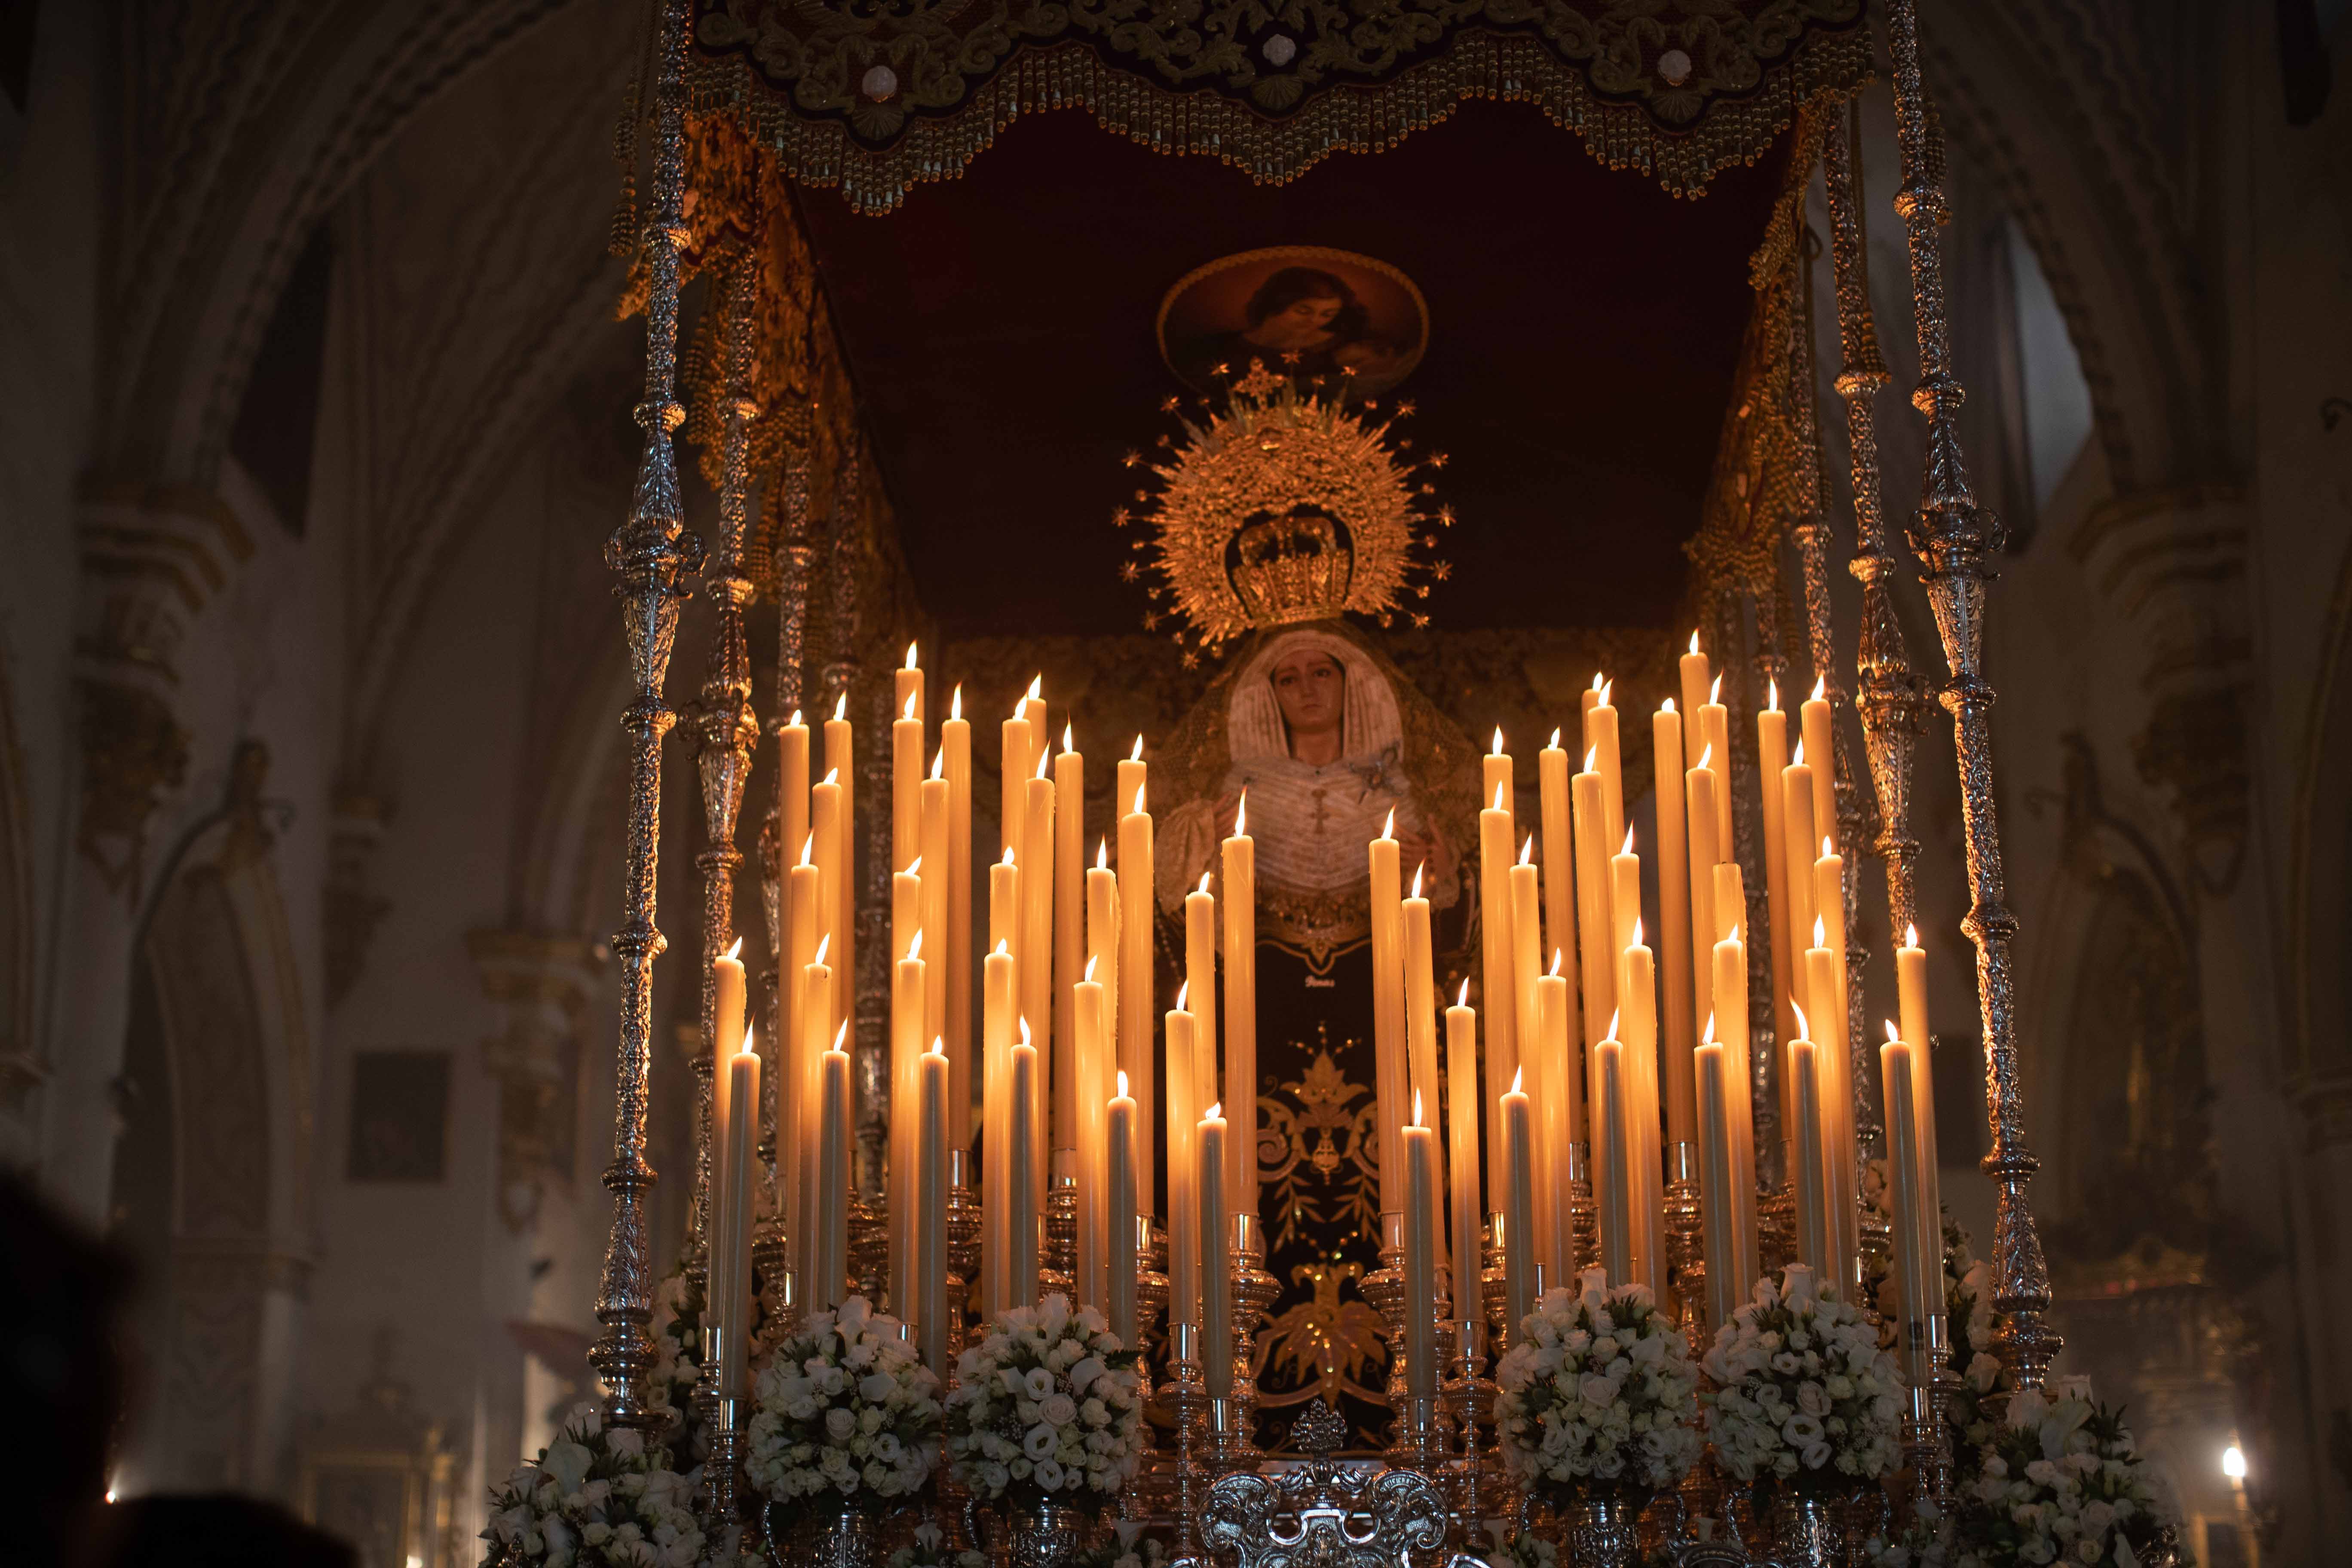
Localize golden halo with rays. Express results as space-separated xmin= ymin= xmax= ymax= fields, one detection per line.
xmin=1124 ymin=364 xmax=1451 ymax=658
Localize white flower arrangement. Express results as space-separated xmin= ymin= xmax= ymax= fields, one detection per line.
xmin=946 ymin=1292 xmax=1145 ymax=1512
xmin=1481 ymin=1528 xmax=1559 ymax=1568
xmin=744 ymin=1295 xmax=943 ymax=1517
xmin=1703 ymin=1264 xmax=1904 ymax=1489
xmin=887 ymin=1520 xmax=986 ymax=1568
xmin=1492 ymin=1269 xmax=1703 ymax=1496
xmin=1947 ymin=1380 xmax=2179 ymax=1568
xmin=480 ymin=1405 xmax=705 ymax=1568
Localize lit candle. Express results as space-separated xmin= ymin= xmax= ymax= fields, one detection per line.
xmin=1537 ymin=729 xmax=1579 ymax=1043
xmin=1444 ymin=981 xmax=1482 ymax=1321
xmin=1117 ymin=750 xmax=1155 ymax=1212
xmin=1787 ymin=1012 xmax=1830 ymax=1280
xmin=711 ymin=936 xmax=747 ymax=1268
xmin=1086 ymin=845 xmax=1121 ymax=1303
xmin=1074 ymin=962 xmax=1109 ymax=1311
xmin=1010 ymin=1026 xmax=1039 ymax=1307
xmin=1002 ymin=682 xmax=1037 ymax=864
xmin=1805 ymin=934 xmax=1856 ymax=1301
xmin=1402 ymin=1098 xmax=1439 ymax=1399
xmin=1535 ymin=953 xmax=1578 ymax=1274
xmin=1684 ymin=747 xmax=1720 ymax=1069
xmin=1022 ymin=749 xmax=1056 ymax=1196
xmin=815 ymin=1027 xmax=851 ymax=1309
xmin=1782 ymin=740 xmax=1819 ymax=1019
xmin=796 ymin=939 xmax=833 ymax=1297
xmin=781 ymin=708 xmax=812 ymax=923
xmin=1222 ymin=794 xmax=1257 ymax=1215
xmin=1611 ymin=827 xmax=1641 ymax=955
xmin=1185 ymin=873 xmax=1218 ymax=1145
xmin=1166 ymin=995 xmax=1199 ymax=1329
xmin=1879 ymin=1023 xmax=1936 ymax=1384
xmin=1801 ymin=676 xmax=1837 ymax=855
xmin=1500 ymin=1068 xmax=1535 ymax=1341
xmin=1619 ymin=936 xmax=1663 ymax=1298
xmin=1108 ymin=1070 xmax=1138 ymax=1347
xmin=945 ymin=688 xmax=974 ymax=1149
xmin=895 ymin=640 xmax=925 ymax=722
xmin=1587 ymin=676 xmax=1624 ymax=852
xmin=1700 ymin=677 xmax=1732 ymax=857
xmin=1756 ymin=685 xmax=1798 ymax=1099
xmin=894 ymin=660 xmax=923 ymax=882
xmin=922 ymin=754 xmax=950 ymax=1065
xmin=1507 ymin=837 xmax=1541 ymax=1217
xmin=1477 ymin=747 xmax=1520 ymax=1134
xmin=1199 ymin=1102 xmax=1231 ymax=1396
xmin=1896 ymin=925 xmax=1941 ymax=1264
xmin=982 ymin=933 xmax=1016 ymax=1316
xmin=1712 ymin=909 xmax=1758 ymax=1294
xmin=711 ymin=1023 xmax=760 ymax=1398
xmin=1019 ymin=676 xmax=1047 ymax=762
xmin=1055 ymin=726 xmax=1085 ymax=1153
xmin=890 ymin=927 xmax=925 ymax=1317
xmin=1116 ymin=732 xmax=1146 ymax=819
xmin=783 ymin=840 xmax=821 ymax=1256
xmin=825 ymin=695 xmax=857 ymax=1098
xmin=1593 ymin=1032 xmax=1632 ymax=1287
xmin=1369 ymin=816 xmax=1406 ymax=1215
xmin=1695 ymin=1025 xmax=1740 ymax=1334
xmin=1897 ymin=925 xmax=1929 ymax=1065
xmin=916 ymin=1037 xmax=949 ymax=1375
xmin=1402 ymin=867 xmax=1443 ymax=1271
xmin=1652 ymin=700 xmax=1696 ymax=1146
xmin=1571 ymin=756 xmax=1615 ymax=1051
xmin=1677 ymin=631 xmax=1712 ymax=737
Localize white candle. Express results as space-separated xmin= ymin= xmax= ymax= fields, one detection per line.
xmin=982 ymin=932 xmax=1016 ymax=1317
xmin=712 ymin=1026 xmax=760 ymax=1398
xmin=796 ymin=945 xmax=833 ymax=1298
xmin=893 ymin=671 xmax=923 ymax=887
xmin=1222 ymin=796 xmax=1257 ymax=1216
xmin=1478 ymin=741 xmax=1520 ymax=1156
xmin=1402 ymin=869 xmax=1443 ymax=1271
xmin=945 ymin=688 xmax=974 ymax=1149
xmin=1880 ymin=1025 xmax=1936 ymax=1384
xmin=1684 ymin=752 xmax=1720 ymax=1076
xmin=1652 ymin=700 xmax=1696 ymax=1146
xmin=922 ymin=758 xmax=950 ymax=1067
xmin=1782 ymin=743 xmax=1820 ymax=1019
xmin=1118 ymin=755 xmax=1155 ymax=1214
xmin=815 ymin=1031 xmax=851 ymax=1308
xmin=1166 ymin=1001 xmax=1199 ymax=1327
xmin=1756 ymin=686 xmax=1798 ymax=1110
xmin=890 ymin=927 xmax=925 ymax=1317
xmin=1199 ymin=1104 xmax=1231 ymax=1396
xmin=1572 ymin=762 xmax=1615 ymax=1053
xmin=1010 ymin=1031 xmax=1039 ymax=1307
xmin=1507 ymin=840 xmax=1542 ymax=1216
xmin=1403 ymin=1104 xmax=1439 ymax=1398
xmin=1444 ymin=983 xmax=1482 ymax=1320
xmin=1022 ymin=753 xmax=1056 ymax=1196
xmin=1185 ymin=875 xmax=1218 ymax=1150
xmin=1801 ymin=676 xmax=1837 ymax=855
xmin=825 ymin=697 xmax=857 ymax=1097
xmin=1054 ymin=728 xmax=1085 ymax=1153
xmin=916 ymin=1038 xmax=949 ymax=1375
xmin=1075 ymin=968 xmax=1109 ymax=1311
xmin=1788 ymin=1023 xmax=1830 ymax=1280
xmin=1500 ymin=1069 xmax=1535 ymax=1341
xmin=783 ymin=844 xmax=820 ymax=1256
xmin=1538 ymin=729 xmax=1578 ymax=1038
xmin=1619 ymin=938 xmax=1664 ymax=1299
xmin=1594 ymin=1036 xmax=1632 ymax=1287
xmin=1370 ymin=820 xmax=1406 ymax=1215
xmin=1535 ymin=959 xmax=1578 ymax=1274
xmin=1108 ymin=1071 xmax=1138 ymax=1348
xmin=1587 ymin=677 xmax=1624 ymax=853
xmin=1696 ymin=1030 xmax=1740 ymax=1335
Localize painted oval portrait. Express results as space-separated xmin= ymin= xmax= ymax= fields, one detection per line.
xmin=1158 ymin=247 xmax=1429 ymax=398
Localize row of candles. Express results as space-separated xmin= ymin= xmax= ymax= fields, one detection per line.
xmin=698 ymin=638 xmax=1952 ymax=1412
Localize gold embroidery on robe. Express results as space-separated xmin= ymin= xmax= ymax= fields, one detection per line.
xmin=1250 ymin=1261 xmax=1389 ymax=1421
xmin=1256 ymin=1038 xmax=1381 ymax=1254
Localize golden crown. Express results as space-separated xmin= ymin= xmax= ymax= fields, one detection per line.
xmin=1117 ymin=364 xmax=1452 ymax=660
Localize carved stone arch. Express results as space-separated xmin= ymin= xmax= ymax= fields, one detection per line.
xmin=113 ymin=775 xmax=312 ymax=1494
xmin=1921 ymin=1 xmax=2223 ymax=495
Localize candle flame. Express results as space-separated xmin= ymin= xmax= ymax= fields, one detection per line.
xmin=790 ymin=707 xmax=803 ymax=726
xmin=1198 ymin=872 xmax=1213 ymax=895
xmin=1084 ymin=954 xmax=1098 ymax=982
xmin=1002 ymin=845 xmax=1016 ymax=867
xmin=1822 ymin=834 xmax=1834 ymax=859
xmin=1492 ymin=780 xmax=1507 ymax=811
xmin=834 ymin=692 xmax=848 ymax=721
xmin=1885 ymin=1019 xmax=1901 ymax=1043
xmin=1035 ymin=744 xmax=1050 ymax=781
xmin=1702 ymin=1013 xmax=1716 ymax=1046
xmin=1511 ymin=1066 xmax=1524 ymax=1093
xmin=1518 ymin=834 xmax=1533 ymax=865
xmin=1410 ymin=863 xmax=1424 ymax=898
xmin=906 ymin=855 xmax=923 ymax=875
xmin=1136 ymin=780 xmax=1147 ymax=814
xmin=1491 ymin=726 xmax=1505 ymax=755
xmin=1096 ymin=838 xmax=1109 ymax=870
xmin=1709 ymin=673 xmax=1723 ymax=703
xmin=1605 ymin=1008 xmax=1620 ymax=1040
xmin=1411 ymin=1087 xmax=1424 ymax=1127
xmin=1697 ymin=742 xmax=1715 ymax=769
xmin=1814 ymin=913 xmax=1826 ymax=947
xmin=1117 ymin=1069 xmax=1130 ymax=1097
xmin=1621 ymin=826 xmax=1635 ymax=855
xmin=1381 ymin=806 xmax=1396 ymax=840
xmin=1235 ymin=788 xmax=1247 ymax=836
xmin=1661 ymin=695 xmax=1676 ymax=714
xmin=725 ymin=937 xmax=743 ymax=961
xmin=1811 ymin=674 xmax=1826 ymax=702
xmin=1792 ymin=998 xmax=1810 ymax=1039
xmin=930 ymin=747 xmax=945 ymax=781
xmin=738 ymin=1021 xmax=757 ymax=1058
xmin=824 ymin=767 xmax=839 ymax=785
xmin=1205 ymin=1101 xmax=1222 ymax=1120
xmin=1584 ymin=747 xmax=1597 ymax=772
xmin=814 ymin=934 xmax=830 ymax=965
xmin=1690 ymin=630 xmax=1703 ymax=656
xmin=800 ymin=832 xmax=815 ymax=867
xmin=905 ymin=640 xmax=919 ymax=670
xmin=951 ymin=684 xmax=964 ymax=720
xmin=994 ymin=938 xmax=1010 ymax=956
xmin=1457 ymin=978 xmax=1471 ymax=1008
xmin=1632 ymin=915 xmax=1645 ymax=947
xmin=929 ymin=1035 xmax=945 ymax=1057
xmin=908 ymin=929 xmax=924 ymax=962
xmin=1176 ymin=980 xmax=1189 ymax=1011
xmin=833 ymin=1021 xmax=849 ymax=1052
xmin=1549 ymin=726 xmax=1562 ymax=749
xmin=1601 ymin=678 xmax=1614 ymax=706
xmin=1130 ymin=734 xmax=1144 ymax=761
xmin=1026 ymin=674 xmax=1043 ymax=702
xmin=1063 ymin=722 xmax=1074 ymax=753
xmin=1548 ymin=948 xmax=1564 ymax=978
xmin=1791 ymin=738 xmax=1805 ymax=767
xmin=1591 ymin=671 xmax=1605 ymax=693
xmin=1905 ymin=922 xmax=1919 ymax=948
xmin=1019 ymin=1016 xmax=1031 ymax=1046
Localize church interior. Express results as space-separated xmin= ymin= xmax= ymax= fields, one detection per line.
xmin=3 ymin=2 xmax=2349 ymax=1566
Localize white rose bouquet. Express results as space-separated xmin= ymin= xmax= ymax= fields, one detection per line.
xmin=1492 ymin=1269 xmax=1703 ymax=1498
xmin=744 ymin=1295 xmax=943 ymax=1518
xmin=887 ymin=1520 xmax=987 ymax=1568
xmin=1703 ymin=1264 xmax=1903 ymax=1490
xmin=1949 ymin=1381 xmax=2180 ymax=1568
xmin=946 ymin=1292 xmax=1144 ymax=1512
xmin=480 ymin=1405 xmax=704 ymax=1568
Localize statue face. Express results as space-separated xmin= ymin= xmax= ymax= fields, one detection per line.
xmin=1270 ymin=651 xmax=1345 ymax=738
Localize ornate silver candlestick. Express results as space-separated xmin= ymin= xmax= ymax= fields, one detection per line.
xmin=1566 ymin=1144 xmax=1596 ymax=1272
xmin=1663 ymin=1141 xmax=1705 ymax=1332
xmin=1159 ymin=1320 xmax=1210 ymax=1550
xmin=847 ymin=1190 xmax=886 ymax=1303
xmin=1444 ymin=1315 xmax=1495 ymax=1536
xmin=1042 ymin=1154 xmax=1078 ymax=1301
xmin=1229 ymin=1213 xmax=1278 ymax=1441
xmin=945 ymin=1149 xmax=979 ymax=1359
xmin=1361 ymin=1213 xmax=1409 ymax=1406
